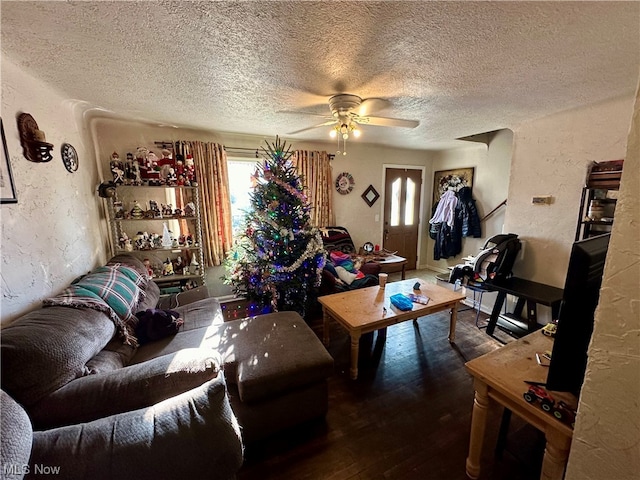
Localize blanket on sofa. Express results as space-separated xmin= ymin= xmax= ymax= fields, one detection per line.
xmin=43 ymin=265 xmax=142 ymax=346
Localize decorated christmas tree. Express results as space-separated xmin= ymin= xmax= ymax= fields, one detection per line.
xmin=224 ymin=137 xmax=325 ymax=317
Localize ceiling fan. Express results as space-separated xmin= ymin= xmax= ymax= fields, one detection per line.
xmin=286 ymin=94 xmax=419 ymax=135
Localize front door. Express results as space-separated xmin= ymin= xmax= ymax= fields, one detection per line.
xmin=383 ymin=168 xmax=422 ymax=270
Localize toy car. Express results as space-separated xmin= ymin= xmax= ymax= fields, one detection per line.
xmin=542 ymin=322 xmax=557 ymax=337
xmin=552 ymin=400 xmax=577 ymax=428
xmin=523 ymin=384 xmax=555 ymax=412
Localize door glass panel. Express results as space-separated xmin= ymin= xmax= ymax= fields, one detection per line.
xmin=404 ymin=178 xmax=415 ymax=225
xmin=390 ymin=178 xmax=401 ymax=226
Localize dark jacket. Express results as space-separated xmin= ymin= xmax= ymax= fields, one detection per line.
xmin=456 ymin=187 xmax=482 ymax=238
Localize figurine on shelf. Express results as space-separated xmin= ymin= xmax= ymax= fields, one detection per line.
xmin=166 ymin=167 xmax=177 ymax=186
xmin=162 ymin=257 xmax=174 ymax=276
xmin=174 ymin=207 xmax=182 ymax=217
xmin=150 ymin=233 xmax=162 ymax=249
xmin=173 ymin=256 xmax=184 ymax=275
xmin=189 ymin=256 xmax=200 ymax=275
xmin=130 ymin=200 xmax=144 ymax=219
xmin=143 ymin=258 xmax=154 ymax=278
xmin=113 ymin=201 xmax=125 ymax=219
xmin=119 ymin=232 xmax=130 ymax=250
xmin=124 ymin=152 xmax=142 ymax=186
xmin=134 ymin=231 xmax=148 ymax=250
xmin=175 ymin=158 xmax=184 ymax=178
xmin=185 ymin=154 xmax=196 ymax=186
xmin=184 ymin=202 xmax=196 ymax=217
xmin=157 ymin=149 xmax=175 ymax=183
xmin=149 ymin=200 xmax=162 ymax=218
xmin=110 ymin=152 xmax=125 ymax=185
xmin=162 ymin=222 xmax=172 ymax=248
xmin=162 ymin=204 xmax=173 ymax=217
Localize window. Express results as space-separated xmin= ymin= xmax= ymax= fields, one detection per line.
xmin=227 ymin=159 xmax=257 ymax=235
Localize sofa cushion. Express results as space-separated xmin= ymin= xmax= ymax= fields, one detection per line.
xmin=1 ymin=390 xmax=33 ymax=477
xmin=1 ymin=307 xmax=115 ymax=407
xmin=43 ymin=266 xmax=141 ymax=346
xmin=29 ymin=349 xmax=221 ymax=429
xmin=131 ymin=311 xmax=334 ymax=404
xmin=136 ymin=279 xmax=160 ymax=312
xmin=30 ymin=375 xmax=243 ymax=480
xmin=85 ymin=337 xmax=137 ymax=374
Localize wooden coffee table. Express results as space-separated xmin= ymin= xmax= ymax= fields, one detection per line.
xmin=319 ymin=278 xmax=465 ymax=379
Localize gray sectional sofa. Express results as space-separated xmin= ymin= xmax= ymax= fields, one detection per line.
xmin=1 ymin=254 xmax=334 ymax=479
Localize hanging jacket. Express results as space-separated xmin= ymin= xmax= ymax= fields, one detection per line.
xmin=433 ymin=222 xmax=462 ymax=260
xmin=429 ymin=190 xmax=458 ymax=227
xmin=456 ymin=186 xmax=482 ymax=238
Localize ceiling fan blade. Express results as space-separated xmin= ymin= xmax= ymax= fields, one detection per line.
xmin=357 ymin=98 xmax=391 ymax=116
xmin=277 ymin=110 xmax=332 ymax=119
xmin=287 ymin=120 xmax=337 ymax=135
xmin=355 ymin=115 xmax=420 ymax=129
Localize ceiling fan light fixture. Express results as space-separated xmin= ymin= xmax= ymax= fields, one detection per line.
xmin=329 ymin=129 xmax=337 ymax=138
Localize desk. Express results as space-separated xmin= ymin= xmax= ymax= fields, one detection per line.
xmin=465 ymin=332 xmax=576 ymax=480
xmin=486 ymin=277 xmax=564 ymax=337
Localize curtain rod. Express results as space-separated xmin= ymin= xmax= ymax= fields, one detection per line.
xmin=225 ymin=146 xmax=260 ymax=158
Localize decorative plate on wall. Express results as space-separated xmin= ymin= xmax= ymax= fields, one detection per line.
xmin=335 ymin=172 xmax=355 ymax=195
xmin=61 ymin=143 xmax=78 ymax=172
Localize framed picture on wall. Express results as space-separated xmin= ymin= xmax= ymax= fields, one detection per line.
xmin=432 ymin=167 xmax=474 ymax=206
xmin=1 ymin=118 xmax=18 ymax=204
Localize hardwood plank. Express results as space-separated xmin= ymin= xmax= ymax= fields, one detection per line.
xmin=238 ymin=272 xmax=545 ymax=480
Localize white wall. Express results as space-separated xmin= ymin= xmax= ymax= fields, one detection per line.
xmin=505 ymin=95 xmax=633 ymax=287
xmin=1 ymin=58 xmax=105 ymax=324
xmin=425 ymin=129 xmax=513 ymax=272
xmin=566 ymin=83 xmax=640 ymax=480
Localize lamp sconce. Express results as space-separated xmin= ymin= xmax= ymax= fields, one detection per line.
xmin=17 ymin=113 xmax=54 ymax=163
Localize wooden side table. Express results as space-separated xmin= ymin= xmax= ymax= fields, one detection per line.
xmin=465 ymin=331 xmax=576 ymax=480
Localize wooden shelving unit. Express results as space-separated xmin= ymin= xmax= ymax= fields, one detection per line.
xmin=575 ymin=160 xmax=623 ymax=241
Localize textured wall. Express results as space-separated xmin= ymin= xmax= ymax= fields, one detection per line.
xmin=505 ymin=96 xmax=634 ymax=287
xmin=565 ymin=83 xmax=640 ymax=480
xmin=425 ymin=129 xmax=513 ymax=271
xmin=1 ymin=59 xmax=105 ymax=324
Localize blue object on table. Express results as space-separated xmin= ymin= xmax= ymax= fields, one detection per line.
xmin=390 ymin=293 xmax=413 ymax=311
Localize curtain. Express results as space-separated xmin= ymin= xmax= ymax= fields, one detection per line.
xmin=292 ymin=150 xmax=334 ymax=227
xmin=180 ymin=141 xmax=233 ymax=267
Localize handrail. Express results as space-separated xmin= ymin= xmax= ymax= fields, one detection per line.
xmin=481 ymin=199 xmax=507 ymax=223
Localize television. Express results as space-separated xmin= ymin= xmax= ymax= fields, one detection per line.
xmin=546 ymin=233 xmax=611 ymax=395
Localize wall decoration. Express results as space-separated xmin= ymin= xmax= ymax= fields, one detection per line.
xmin=17 ymin=112 xmax=54 ymax=163
xmin=61 ymin=143 xmax=79 ymax=172
xmin=361 ymin=184 xmax=380 ymax=207
xmin=1 ymin=118 xmax=18 ymax=204
xmin=335 ymin=172 xmax=355 ymax=195
xmin=432 ymin=167 xmax=474 ymax=206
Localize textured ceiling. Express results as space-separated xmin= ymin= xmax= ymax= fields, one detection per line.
xmin=2 ymin=1 xmax=639 ymax=150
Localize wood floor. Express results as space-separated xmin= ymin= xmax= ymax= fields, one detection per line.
xmin=238 ymin=274 xmax=546 ymax=480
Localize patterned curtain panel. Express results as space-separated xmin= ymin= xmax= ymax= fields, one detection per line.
xmin=180 ymin=141 xmax=232 ymax=267
xmin=292 ymin=150 xmax=334 ymax=226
